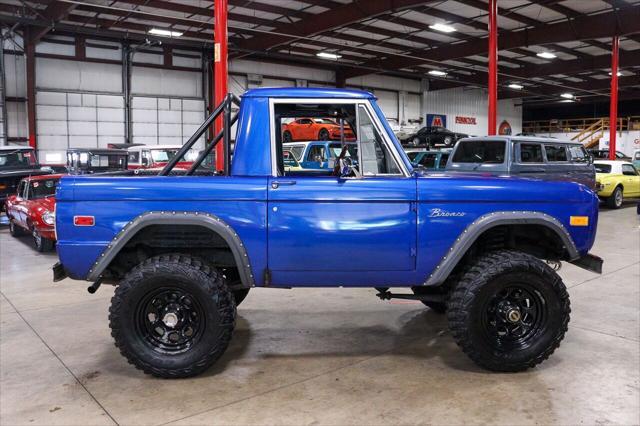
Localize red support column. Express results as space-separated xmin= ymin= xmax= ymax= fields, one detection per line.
xmin=214 ymin=0 xmax=228 ymax=172
xmin=487 ymin=0 xmax=498 ymax=136
xmin=609 ymin=36 xmax=619 ymax=160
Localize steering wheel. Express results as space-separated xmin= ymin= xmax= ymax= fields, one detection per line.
xmin=332 ymin=145 xmax=360 ymax=178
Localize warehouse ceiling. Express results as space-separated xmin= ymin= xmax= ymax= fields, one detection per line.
xmin=1 ymin=0 xmax=640 ymax=104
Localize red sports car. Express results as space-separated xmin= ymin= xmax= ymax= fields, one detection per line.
xmin=5 ymin=174 xmax=63 ymax=252
xmin=282 ymin=117 xmax=355 ymax=142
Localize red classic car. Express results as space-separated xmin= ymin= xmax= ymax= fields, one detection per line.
xmin=5 ymin=174 xmax=63 ymax=252
xmin=282 ymin=117 xmax=355 ymax=142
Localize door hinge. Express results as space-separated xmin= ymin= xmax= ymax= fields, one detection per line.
xmin=410 ymin=247 xmax=417 ymax=257
xmin=263 ymin=268 xmax=271 ymax=287
xmin=410 ymin=201 xmax=417 ymax=212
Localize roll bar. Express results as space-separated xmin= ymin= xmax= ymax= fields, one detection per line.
xmin=159 ymin=93 xmax=241 ymax=176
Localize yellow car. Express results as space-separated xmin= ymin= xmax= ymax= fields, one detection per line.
xmin=594 ymin=160 xmax=640 ymax=208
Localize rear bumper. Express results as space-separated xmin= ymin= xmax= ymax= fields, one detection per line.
xmin=570 ymin=253 xmax=603 ymax=274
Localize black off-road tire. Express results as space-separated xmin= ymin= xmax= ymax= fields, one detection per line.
xmin=606 ymin=186 xmax=623 ymax=209
xmin=447 ymin=250 xmax=570 ymax=372
xmin=33 ymin=228 xmax=54 ymax=252
xmin=318 ymin=128 xmax=330 ymax=140
xmin=9 ymin=219 xmax=24 ymax=237
xmin=109 ymin=254 xmax=236 ymax=378
xmin=283 ymin=130 xmax=292 ymax=142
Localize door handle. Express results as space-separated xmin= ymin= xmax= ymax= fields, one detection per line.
xmin=271 ymin=180 xmax=297 ymax=189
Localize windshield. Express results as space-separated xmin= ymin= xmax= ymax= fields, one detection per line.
xmin=0 ymin=149 xmax=36 ymax=168
xmin=150 ymin=148 xmax=197 ymax=163
xmin=29 ymin=178 xmax=58 ymax=199
xmin=452 ymin=141 xmax=506 ymax=164
xmin=594 ymin=164 xmax=612 ymax=173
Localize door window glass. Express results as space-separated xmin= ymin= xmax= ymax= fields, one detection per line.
xmin=622 ymin=164 xmax=638 ymax=176
xmin=545 ymin=145 xmax=568 ymax=162
xmin=306 ymin=145 xmax=327 ymax=163
xmin=519 ymin=143 xmax=543 ymax=163
xmin=418 ymin=153 xmax=437 ymax=168
xmin=128 ymin=151 xmax=140 ymax=163
xmin=438 ymin=153 xmax=449 ymax=169
xmin=357 ymin=105 xmax=401 ymax=175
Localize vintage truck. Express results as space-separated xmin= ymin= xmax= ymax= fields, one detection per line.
xmin=53 ymin=88 xmax=602 ymax=378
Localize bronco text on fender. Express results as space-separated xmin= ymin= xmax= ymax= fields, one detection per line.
xmin=53 ymin=88 xmax=602 ymax=378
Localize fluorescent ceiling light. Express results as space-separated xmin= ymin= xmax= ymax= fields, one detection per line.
xmin=508 ymin=83 xmax=524 ymax=90
xmin=560 ymin=93 xmax=574 ymax=99
xmin=536 ymin=51 xmax=557 ymax=59
xmin=429 ymin=23 xmax=456 ymax=33
xmin=148 ymin=28 xmax=183 ymax=37
xmin=428 ymin=70 xmax=447 ymax=77
xmin=316 ymin=52 xmax=342 ymax=60
xmin=608 ymin=71 xmax=623 ymax=76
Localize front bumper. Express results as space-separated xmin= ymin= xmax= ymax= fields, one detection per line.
xmin=570 ymin=253 xmax=603 ymax=274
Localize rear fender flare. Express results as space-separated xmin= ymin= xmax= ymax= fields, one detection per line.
xmin=423 ymin=211 xmax=579 ymax=287
xmin=86 ymin=211 xmax=255 ymax=288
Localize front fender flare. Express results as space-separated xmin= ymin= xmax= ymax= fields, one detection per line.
xmin=86 ymin=211 xmax=255 ymax=288
xmin=423 ymin=211 xmax=579 ymax=287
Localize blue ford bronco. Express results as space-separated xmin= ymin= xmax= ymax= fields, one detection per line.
xmin=53 ymin=88 xmax=602 ymax=378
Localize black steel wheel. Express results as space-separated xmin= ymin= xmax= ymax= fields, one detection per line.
xmin=33 ymin=228 xmax=54 ymax=252
xmin=318 ymin=128 xmax=330 ymax=140
xmin=109 ymin=254 xmax=236 ymax=378
xmin=283 ymin=130 xmax=292 ymax=142
xmin=448 ymin=250 xmax=570 ymax=372
xmin=606 ymin=186 xmax=623 ymax=209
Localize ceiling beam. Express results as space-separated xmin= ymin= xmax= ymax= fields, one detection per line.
xmin=343 ymin=6 xmax=640 ymax=79
xmin=232 ymin=0 xmax=437 ymax=56
xmin=30 ymin=0 xmax=78 ymax=42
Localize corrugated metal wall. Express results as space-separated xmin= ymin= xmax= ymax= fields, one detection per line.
xmin=2 ymin=33 xmax=28 ymax=146
xmin=423 ymin=87 xmax=522 ymax=136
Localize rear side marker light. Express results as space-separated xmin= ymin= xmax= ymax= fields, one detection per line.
xmin=570 ymin=216 xmax=589 ymax=227
xmin=74 ymin=216 xmax=95 ymax=226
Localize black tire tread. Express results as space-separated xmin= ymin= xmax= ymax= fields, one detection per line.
xmin=447 ymin=250 xmax=570 ymax=372
xmin=109 ymin=253 xmax=236 ymax=378
xmin=606 ymin=186 xmax=623 ymax=209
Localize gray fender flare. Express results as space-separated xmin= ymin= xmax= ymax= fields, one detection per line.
xmin=423 ymin=211 xmax=579 ymax=286
xmin=86 ymin=211 xmax=255 ymax=287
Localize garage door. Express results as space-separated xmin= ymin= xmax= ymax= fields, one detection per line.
xmin=131 ymin=96 xmax=205 ymax=149
xmin=36 ymin=91 xmax=125 ymax=165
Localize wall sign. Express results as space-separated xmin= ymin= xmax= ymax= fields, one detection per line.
xmin=455 ymin=116 xmax=477 ymax=125
xmin=498 ymin=120 xmax=512 ymax=135
xmin=426 ymin=114 xmax=447 ymax=128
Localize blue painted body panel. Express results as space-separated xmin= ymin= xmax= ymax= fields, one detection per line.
xmin=54 ymin=88 xmax=599 ymax=287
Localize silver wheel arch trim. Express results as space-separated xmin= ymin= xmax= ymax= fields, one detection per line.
xmin=86 ymin=211 xmax=255 ymax=288
xmin=423 ymin=211 xmax=580 ymax=287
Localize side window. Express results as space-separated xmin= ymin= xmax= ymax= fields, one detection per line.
xmin=289 ymin=146 xmax=304 ymax=161
xmin=519 ymin=143 xmax=543 ymax=163
xmin=357 ymin=104 xmax=401 ymax=175
xmin=306 ymin=145 xmax=327 ymax=163
xmin=545 ymin=145 xmax=568 ymax=162
xmin=568 ymin=145 xmax=588 ymax=163
xmin=128 ymin=151 xmax=140 ymax=163
xmin=622 ymin=164 xmax=638 ymax=176
xmin=634 ymin=151 xmax=640 ymax=161
xmin=452 ymin=141 xmax=506 ymax=164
